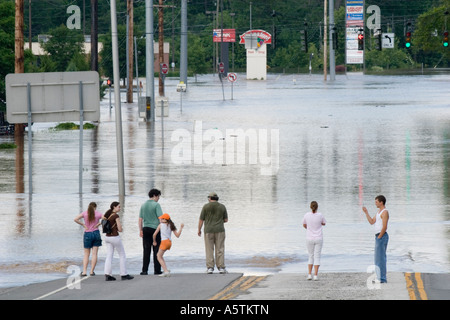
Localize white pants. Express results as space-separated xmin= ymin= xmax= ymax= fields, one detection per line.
xmin=104 ymin=236 xmax=127 ymax=276
xmin=306 ymin=239 xmax=323 ymax=266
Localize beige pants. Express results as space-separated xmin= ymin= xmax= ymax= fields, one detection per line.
xmin=204 ymin=232 xmax=226 ymax=269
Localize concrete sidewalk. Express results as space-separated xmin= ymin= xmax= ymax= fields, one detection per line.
xmin=227 ymin=272 xmax=410 ymax=300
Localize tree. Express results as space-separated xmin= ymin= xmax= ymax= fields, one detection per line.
xmin=0 ymin=1 xmax=15 ymax=109
xmin=413 ymin=2 xmax=450 ymax=67
xmin=187 ymin=34 xmax=209 ymax=79
xmin=41 ymin=24 xmax=87 ymax=72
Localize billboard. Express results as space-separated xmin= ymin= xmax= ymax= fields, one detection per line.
xmin=213 ymin=29 xmax=236 ymax=43
xmin=346 ymin=0 xmax=364 ymax=64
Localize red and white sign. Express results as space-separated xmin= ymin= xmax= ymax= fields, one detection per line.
xmin=213 ymin=29 xmax=236 ymax=43
xmin=218 ymin=62 xmax=225 ymax=73
xmin=239 ymin=30 xmax=272 ymax=44
xmin=160 ymin=63 xmax=168 ymax=74
xmin=227 ymin=73 xmax=237 ymax=82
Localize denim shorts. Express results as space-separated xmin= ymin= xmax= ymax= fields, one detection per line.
xmin=83 ymin=230 xmax=102 ymax=249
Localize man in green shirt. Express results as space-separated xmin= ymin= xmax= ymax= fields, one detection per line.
xmin=198 ymin=192 xmax=228 ymax=274
xmin=139 ymin=188 xmax=163 ymax=275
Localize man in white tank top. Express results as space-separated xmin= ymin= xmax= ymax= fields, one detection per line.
xmin=362 ymin=195 xmax=389 ymax=283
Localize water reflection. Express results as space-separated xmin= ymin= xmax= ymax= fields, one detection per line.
xmin=0 ymin=73 xmax=449 ymax=287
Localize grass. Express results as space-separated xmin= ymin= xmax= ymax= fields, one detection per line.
xmin=53 ymin=122 xmax=97 ymax=130
xmin=0 ymin=142 xmax=17 ymax=149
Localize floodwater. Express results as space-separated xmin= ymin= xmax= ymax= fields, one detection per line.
xmin=0 ymin=72 xmax=449 ymax=288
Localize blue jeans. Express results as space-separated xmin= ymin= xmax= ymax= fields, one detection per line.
xmin=374 ymin=232 xmax=389 ymax=283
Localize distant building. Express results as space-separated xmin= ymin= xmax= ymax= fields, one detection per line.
xmin=25 ymin=39 xmax=170 ymax=72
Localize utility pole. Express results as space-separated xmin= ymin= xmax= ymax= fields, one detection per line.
xmin=180 ymin=0 xmax=187 ymax=85
xmin=127 ymin=0 xmax=134 ymax=102
xmin=155 ymin=1 xmax=175 ymax=96
xmin=110 ymin=0 xmax=126 ymax=197
xmin=329 ymin=0 xmax=335 ymax=81
xmin=15 ymin=0 xmax=25 ymax=195
xmin=145 ymin=0 xmax=155 ymax=122
xmin=158 ymin=0 xmax=164 ymax=96
xmin=15 ymin=0 xmax=24 ymax=74
xmin=28 ymin=0 xmax=31 ymax=52
xmin=90 ymin=0 xmax=98 ymax=72
xmin=15 ymin=0 xmax=25 ymax=136
xmin=324 ymin=0 xmax=328 ymax=81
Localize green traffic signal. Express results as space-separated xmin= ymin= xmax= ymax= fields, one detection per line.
xmin=444 ymin=31 xmax=449 ymax=47
xmin=405 ymin=31 xmax=411 ymax=48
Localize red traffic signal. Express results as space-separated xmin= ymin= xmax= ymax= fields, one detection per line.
xmin=107 ymin=79 xmax=112 ymax=87
xmin=357 ymin=33 xmax=364 ymax=50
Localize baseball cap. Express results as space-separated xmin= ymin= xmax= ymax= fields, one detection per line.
xmin=159 ymin=213 xmax=171 ymax=220
xmin=208 ymin=192 xmax=218 ymax=198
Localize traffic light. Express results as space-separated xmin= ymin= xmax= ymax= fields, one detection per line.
xmin=332 ymin=30 xmax=338 ymax=50
xmin=357 ymin=33 xmax=364 ymax=50
xmin=405 ymin=31 xmax=412 ymax=48
xmin=301 ymin=29 xmax=308 ymax=53
xmin=107 ymin=79 xmax=112 ymax=87
xmin=376 ymin=32 xmax=382 ymax=51
xmin=444 ymin=31 xmax=449 ymax=47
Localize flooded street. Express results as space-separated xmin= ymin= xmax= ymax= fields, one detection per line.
xmin=0 ymin=72 xmax=449 ymax=287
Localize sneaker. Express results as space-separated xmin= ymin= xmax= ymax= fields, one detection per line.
xmin=105 ymin=275 xmax=116 ymax=281
xmin=219 ymin=268 xmax=228 ymax=274
xmin=159 ymin=271 xmax=171 ymax=277
xmin=140 ymin=271 xmax=148 ymax=275
xmin=207 ymin=268 xmax=214 ymax=274
xmin=307 ymin=274 xmax=312 ymax=280
xmin=121 ymin=274 xmax=134 ymax=280
xmin=313 ymin=275 xmax=318 ymax=281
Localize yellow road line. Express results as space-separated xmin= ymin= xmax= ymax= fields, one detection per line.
xmin=405 ymin=273 xmax=417 ymax=300
xmin=404 ymin=272 xmax=428 ymax=300
xmin=414 ymin=272 xmax=428 ymax=300
xmin=209 ymin=276 xmax=267 ymax=300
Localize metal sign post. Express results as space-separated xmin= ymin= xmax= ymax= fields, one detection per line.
xmin=160 ymin=63 xmax=168 ymax=139
xmin=227 ymin=72 xmax=237 ymax=100
xmin=219 ymin=62 xmax=225 ymax=101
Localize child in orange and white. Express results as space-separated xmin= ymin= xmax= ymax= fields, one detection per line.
xmin=152 ymin=213 xmax=184 ymax=277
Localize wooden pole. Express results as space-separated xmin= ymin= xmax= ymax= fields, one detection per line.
xmin=15 ymin=0 xmax=25 ymax=193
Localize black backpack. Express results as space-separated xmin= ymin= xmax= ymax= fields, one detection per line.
xmin=101 ymin=215 xmax=116 ymax=234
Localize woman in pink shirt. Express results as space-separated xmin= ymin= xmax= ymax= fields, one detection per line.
xmin=302 ymin=201 xmax=326 ymax=281
xmin=74 ymin=202 xmax=103 ymax=276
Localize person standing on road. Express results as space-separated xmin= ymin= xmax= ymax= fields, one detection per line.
xmin=152 ymin=213 xmax=184 ymax=277
xmin=302 ymin=201 xmax=327 ymax=281
xmin=103 ymin=201 xmax=134 ymax=281
xmin=74 ymin=202 xmax=103 ymax=276
xmin=139 ymin=188 xmax=163 ymax=275
xmin=362 ymin=195 xmax=389 ymax=283
xmin=198 ymin=192 xmax=228 ymax=274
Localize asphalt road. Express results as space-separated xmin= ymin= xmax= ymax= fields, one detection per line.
xmin=0 ymin=273 xmax=243 ymax=300
xmin=0 ymin=272 xmax=448 ymax=301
